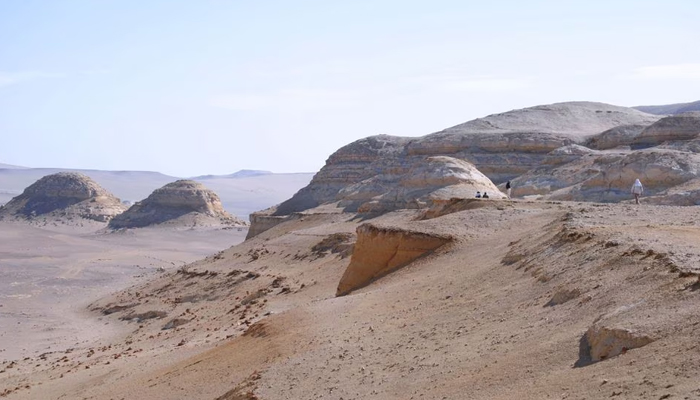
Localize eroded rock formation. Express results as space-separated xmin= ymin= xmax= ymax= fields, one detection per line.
xmin=336 ymin=224 xmax=453 ymax=296
xmin=109 ymin=180 xmax=246 ymax=229
xmin=632 ymin=112 xmax=700 ymax=148
xmin=274 ymin=102 xmax=661 ymax=217
xmin=0 ymin=172 xmax=126 ymax=223
xmin=580 ymin=325 xmax=655 ymax=364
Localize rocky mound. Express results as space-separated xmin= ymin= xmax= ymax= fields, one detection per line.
xmin=433 ymin=101 xmax=659 ymax=138
xmin=0 ymin=172 xmax=126 ymax=223
xmin=108 ymin=180 xmax=247 ymax=229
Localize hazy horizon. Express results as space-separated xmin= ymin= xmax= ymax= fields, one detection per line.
xmin=2 ymin=1 xmax=699 ymax=176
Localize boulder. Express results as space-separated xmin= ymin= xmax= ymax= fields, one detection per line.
xmin=583 ymin=325 xmax=655 ymax=363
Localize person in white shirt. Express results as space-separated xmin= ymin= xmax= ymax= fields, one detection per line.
xmin=631 ymin=179 xmax=644 ymax=204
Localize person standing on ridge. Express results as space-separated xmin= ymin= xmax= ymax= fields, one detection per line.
xmin=631 ymin=179 xmax=644 ymax=204
xmin=506 ymin=180 xmax=512 ymax=199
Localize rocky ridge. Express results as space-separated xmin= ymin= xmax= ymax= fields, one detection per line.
xmin=108 ymin=180 xmax=247 ymax=229
xmin=252 ymin=102 xmax=673 ymax=238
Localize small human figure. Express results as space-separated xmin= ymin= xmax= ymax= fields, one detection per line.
xmin=631 ymin=179 xmax=643 ymax=204
xmin=482 ymin=192 xmax=489 ymax=199
xmin=475 ymin=191 xmax=482 ymax=198
xmin=505 ymin=180 xmax=512 ymax=199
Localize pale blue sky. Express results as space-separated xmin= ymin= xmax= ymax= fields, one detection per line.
xmin=1 ymin=0 xmax=699 ymax=176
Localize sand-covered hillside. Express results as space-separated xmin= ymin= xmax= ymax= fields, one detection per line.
xmin=2 ymin=198 xmax=700 ymax=399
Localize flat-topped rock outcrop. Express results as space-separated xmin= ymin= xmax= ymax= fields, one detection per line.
xmin=108 ymin=180 xmax=247 ymax=229
xmin=632 ymin=112 xmax=700 ymax=148
xmin=0 ymin=172 xmax=126 ymax=223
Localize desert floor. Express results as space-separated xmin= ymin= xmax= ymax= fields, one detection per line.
xmin=2 ymin=200 xmax=700 ymax=399
xmin=0 ymin=223 xmax=247 ymax=363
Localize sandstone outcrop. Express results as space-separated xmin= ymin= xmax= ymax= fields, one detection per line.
xmin=632 ymin=112 xmax=700 ymax=148
xmin=336 ymin=224 xmax=453 ymax=296
xmin=584 ymin=124 xmax=647 ymax=150
xmin=343 ymin=156 xmax=506 ymax=213
xmin=273 ymin=102 xmax=660 ymax=218
xmin=0 ymin=172 xmax=126 ymax=223
xmin=275 ymin=135 xmax=411 ymax=215
xmin=246 ymin=206 xmax=290 ymax=239
xmin=580 ymin=324 xmax=654 ymax=364
xmin=108 ymin=180 xmax=246 ymax=229
xmin=512 ymin=149 xmax=700 ymax=202
xmin=418 ymin=197 xmax=499 ymax=220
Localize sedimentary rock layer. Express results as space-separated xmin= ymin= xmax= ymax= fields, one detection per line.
xmin=336 ymin=224 xmax=453 ymax=296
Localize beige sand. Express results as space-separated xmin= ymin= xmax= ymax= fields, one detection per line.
xmin=2 ymin=200 xmax=700 ymax=399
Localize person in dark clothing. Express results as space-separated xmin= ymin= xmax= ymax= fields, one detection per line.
xmin=482 ymin=192 xmax=489 ymax=199
xmin=506 ymin=181 xmax=512 ymax=199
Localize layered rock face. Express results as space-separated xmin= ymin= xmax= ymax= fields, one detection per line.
xmin=0 ymin=172 xmax=126 ymax=222
xmin=109 ymin=180 xmax=246 ymax=229
xmin=275 ymin=135 xmax=411 ymax=215
xmin=632 ymin=112 xmax=700 ymax=148
xmin=584 ymin=124 xmax=648 ymax=150
xmin=274 ymin=102 xmax=660 ymax=218
xmin=514 ymin=150 xmax=700 ymax=202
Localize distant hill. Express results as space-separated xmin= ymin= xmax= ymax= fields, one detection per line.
xmin=633 ymin=100 xmax=700 ymax=115
xmin=192 ymin=169 xmax=273 ymax=180
xmin=0 ymin=168 xmax=314 ymax=220
xmin=0 ymin=162 xmax=27 ymax=169
xmin=0 ymin=172 xmax=126 ymax=225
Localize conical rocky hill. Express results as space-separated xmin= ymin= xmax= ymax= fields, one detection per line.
xmin=0 ymin=172 xmax=126 ymax=224
xmin=108 ymin=180 xmax=247 ymax=229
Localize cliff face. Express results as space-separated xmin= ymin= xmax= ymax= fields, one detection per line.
xmin=0 ymin=172 xmax=126 ymax=223
xmin=109 ymin=180 xmax=247 ymax=229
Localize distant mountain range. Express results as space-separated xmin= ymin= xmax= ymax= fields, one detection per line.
xmin=0 ymin=162 xmax=27 ymax=169
xmin=0 ymin=167 xmax=314 ymax=220
xmin=192 ymin=169 xmax=273 ymax=180
xmin=633 ymin=100 xmax=700 ymax=115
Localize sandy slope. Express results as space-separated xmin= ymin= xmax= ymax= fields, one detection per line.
xmin=2 ymin=201 xmax=700 ymax=399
